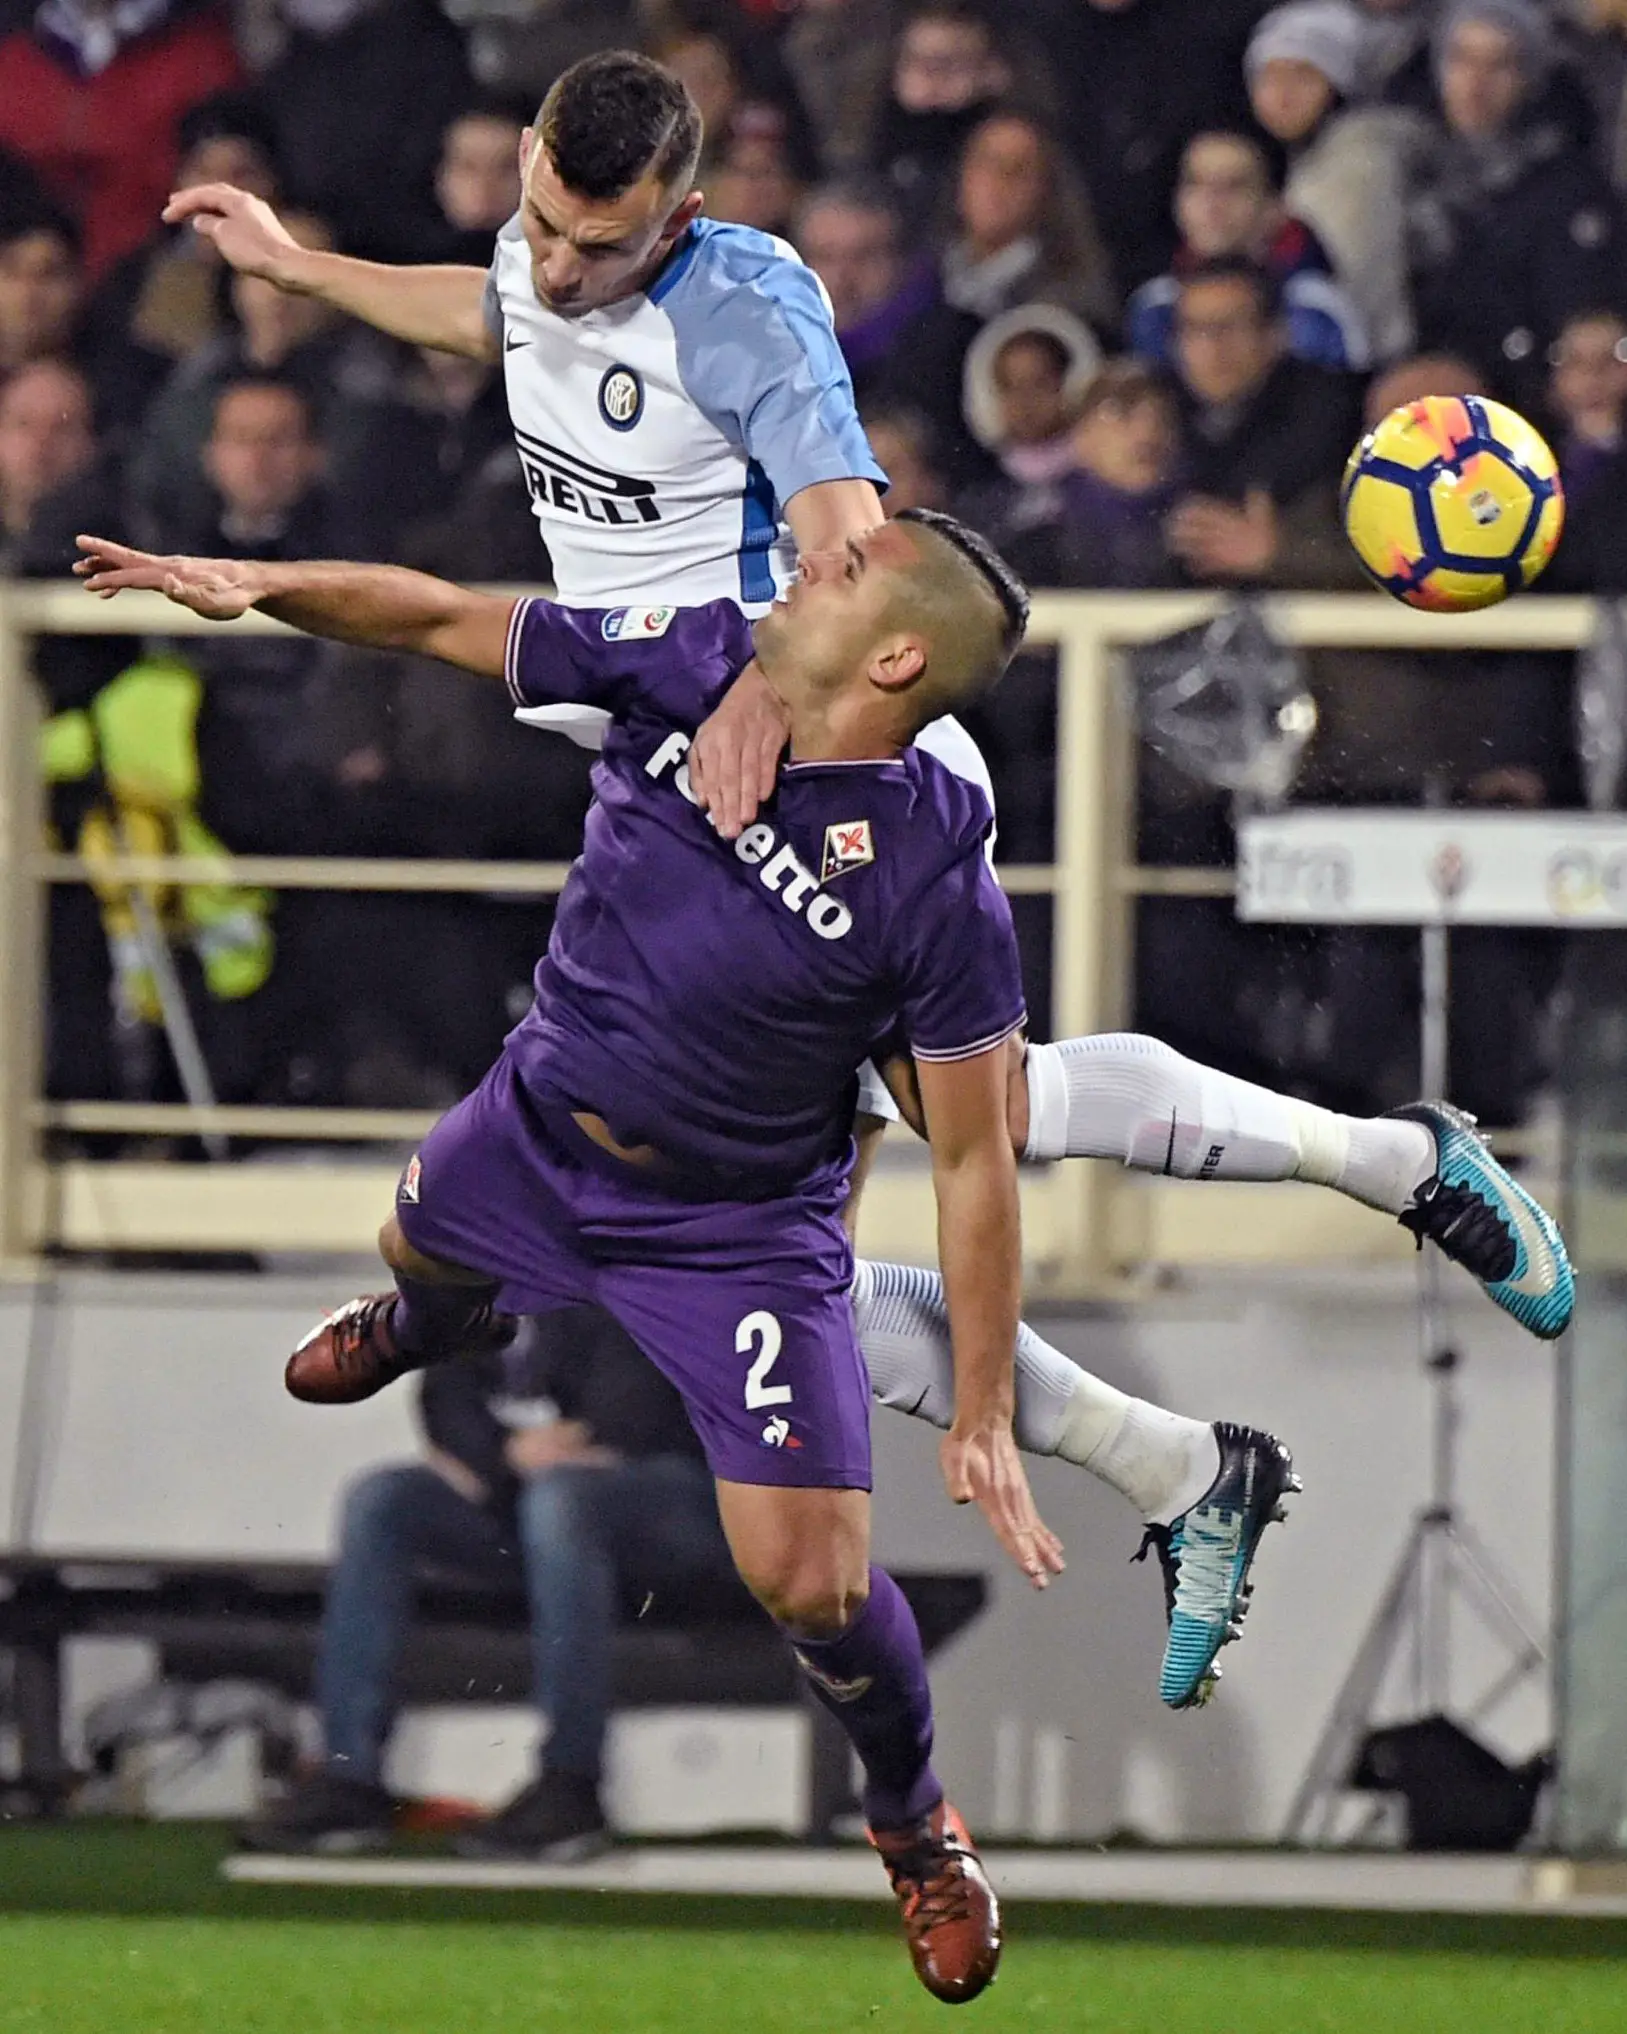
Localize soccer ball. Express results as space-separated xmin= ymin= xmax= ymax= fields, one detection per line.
xmin=1340 ymin=395 xmax=1564 ymax=611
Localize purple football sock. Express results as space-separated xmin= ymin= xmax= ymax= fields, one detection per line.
xmin=784 ymin=1565 xmax=942 ymax=1831
xmin=390 ymin=1273 xmax=499 ymax=1360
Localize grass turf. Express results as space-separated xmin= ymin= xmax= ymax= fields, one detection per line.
xmin=2 ymin=1825 xmax=1625 ymax=2033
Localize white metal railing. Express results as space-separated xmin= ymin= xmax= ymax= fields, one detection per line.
xmin=0 ymin=582 xmax=1601 ymax=1290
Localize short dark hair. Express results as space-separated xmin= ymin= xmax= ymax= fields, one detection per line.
xmin=177 ymin=87 xmax=278 ymax=163
xmin=896 ymin=506 xmax=1030 ymax=663
xmin=0 ymin=204 xmax=82 ymax=264
xmin=538 ymin=52 xmax=702 ymax=202
xmin=795 ymin=178 xmax=903 ymax=242
xmin=1179 ymin=255 xmax=1283 ymax=325
xmin=1181 ymin=128 xmax=1283 ymax=196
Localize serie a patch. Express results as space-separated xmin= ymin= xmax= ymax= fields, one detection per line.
xmin=601 ymin=605 xmax=675 ymax=642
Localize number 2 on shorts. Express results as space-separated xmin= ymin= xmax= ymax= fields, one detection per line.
xmin=738 ymin=1309 xmax=791 ymax=1409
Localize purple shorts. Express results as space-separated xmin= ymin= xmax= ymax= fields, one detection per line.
xmin=394 ymin=1052 xmax=871 ymax=1490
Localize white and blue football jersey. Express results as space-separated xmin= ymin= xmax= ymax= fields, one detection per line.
xmin=484 ymin=214 xmax=885 ymax=613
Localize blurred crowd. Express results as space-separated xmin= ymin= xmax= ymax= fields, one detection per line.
xmin=4 ymin=0 xmax=1627 ymax=1129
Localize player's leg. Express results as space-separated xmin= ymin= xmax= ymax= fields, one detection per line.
xmin=601 ymin=1251 xmax=999 ymax=2005
xmin=846 ymin=1082 xmax=1292 ymax=1707
xmin=285 ymin=1055 xmax=591 ymax=1404
xmin=719 ymin=1480 xmax=998 ymax=2003
xmin=852 ymin=1257 xmax=1294 ymax=1709
xmin=1017 ymin=1034 xmax=1572 ymax=1338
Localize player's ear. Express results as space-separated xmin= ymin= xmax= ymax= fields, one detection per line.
xmin=663 ymin=189 xmax=705 ymax=243
xmin=519 ymin=127 xmax=535 ymax=178
xmin=867 ymin=635 xmax=926 ymax=693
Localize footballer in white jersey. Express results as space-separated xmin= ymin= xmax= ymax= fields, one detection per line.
xmin=482 ymin=200 xmax=999 ymax=916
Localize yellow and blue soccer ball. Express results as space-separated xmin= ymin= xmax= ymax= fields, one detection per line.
xmin=1340 ymin=395 xmax=1565 ymax=611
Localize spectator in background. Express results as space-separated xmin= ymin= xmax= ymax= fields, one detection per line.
xmin=1408 ymin=0 xmax=1625 ymax=412
xmin=1127 ymin=131 xmax=1370 ymax=371
xmin=1547 ymin=307 xmax=1627 ymax=502
xmin=938 ymin=109 xmax=1116 ymax=332
xmin=1247 ymin=0 xmax=1429 ymax=363
xmin=199 ymin=377 xmax=332 ymax=561
xmin=132 ymin=209 xmax=392 ymax=549
xmin=793 ymin=180 xmax=981 ymax=466
xmin=337 ymin=344 xmax=513 ymax=561
xmin=1571 ymin=0 xmax=1627 ymax=189
xmin=860 ymin=404 xmax=952 ymax=515
xmin=872 ymin=2 xmax=1016 ymax=232
xmin=0 ymin=358 xmax=124 ymax=1109
xmin=262 ymin=0 xmax=473 ymax=264
xmin=0 ymin=210 xmax=82 ymax=381
xmin=187 ymin=378 xmax=338 ymax=846
xmin=780 ymin=0 xmax=897 ymax=177
xmin=1544 ymin=309 xmax=1627 ymax=590
xmin=90 ymin=90 xmax=282 ymax=417
xmin=1163 ymin=256 xmax=1361 ymax=587
xmin=1039 ymin=360 xmax=1182 ymax=590
xmin=707 ymin=102 xmax=807 ymax=236
xmin=1014 ymin=0 xmax=1264 ymax=294
xmin=240 ymin=1309 xmax=735 ymax=1861
xmin=956 ymin=305 xmax=1102 ymax=551
xmin=423 ymin=99 xmax=528 ymax=264
xmin=0 ymin=207 xmax=142 ymax=422
xmin=0 ymin=0 xmax=241 ymax=280
xmin=644 ymin=6 xmax=817 ymax=185
xmin=0 ymin=355 xmax=94 ymax=558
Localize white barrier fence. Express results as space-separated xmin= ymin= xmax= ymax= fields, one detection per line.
xmin=0 ymin=583 xmax=1603 ymax=1292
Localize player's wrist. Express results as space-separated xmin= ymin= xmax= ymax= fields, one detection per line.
xmin=948 ymin=1398 xmax=1015 ymax=1440
xmin=270 ymin=242 xmax=328 ymax=297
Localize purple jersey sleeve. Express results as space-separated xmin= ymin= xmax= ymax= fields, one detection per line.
xmin=504 ymin=596 xmax=755 ymax=723
xmin=895 ymin=849 xmax=1027 ymax=1063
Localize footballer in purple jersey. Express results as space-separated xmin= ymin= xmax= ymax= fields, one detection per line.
xmin=78 ymin=507 xmax=1049 ymax=2006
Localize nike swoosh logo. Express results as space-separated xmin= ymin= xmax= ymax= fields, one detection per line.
xmin=505 ymin=333 xmax=528 ymax=352
xmin=1498 ymin=1186 xmax=1561 ymax=1298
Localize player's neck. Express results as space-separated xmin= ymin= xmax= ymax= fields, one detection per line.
xmin=787 ymin=695 xmax=908 ymax=766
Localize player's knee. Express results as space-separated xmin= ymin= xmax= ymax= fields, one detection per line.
xmin=378 ymin=1215 xmax=412 ymax=1273
xmin=740 ymin=1558 xmax=869 ymax=1636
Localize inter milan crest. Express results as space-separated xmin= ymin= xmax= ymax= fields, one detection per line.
xmin=598 ymin=364 xmax=644 ymax=432
xmin=821 ymin=819 xmax=875 ymax=883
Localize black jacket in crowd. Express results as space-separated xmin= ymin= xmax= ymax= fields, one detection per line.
xmin=417 ymin=1308 xmax=706 ymax=1517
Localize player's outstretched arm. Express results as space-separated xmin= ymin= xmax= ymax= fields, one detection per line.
xmin=917 ymin=1047 xmax=1064 ymax=1588
xmin=162 ymin=184 xmax=498 ymax=363
xmin=76 ymin=538 xmax=513 ymax=677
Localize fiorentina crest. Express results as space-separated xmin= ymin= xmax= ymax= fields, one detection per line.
xmin=820 ymin=818 xmax=875 ymax=884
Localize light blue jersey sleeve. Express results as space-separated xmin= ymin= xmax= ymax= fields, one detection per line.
xmin=658 ymin=222 xmax=886 ymax=515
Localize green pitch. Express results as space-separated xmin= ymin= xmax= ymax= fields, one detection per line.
xmin=2 ymin=1826 xmax=1624 ymax=2034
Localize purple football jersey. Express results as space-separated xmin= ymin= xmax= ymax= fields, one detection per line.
xmin=500 ymin=596 xmax=1026 ymax=1197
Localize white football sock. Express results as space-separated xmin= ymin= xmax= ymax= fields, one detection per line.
xmin=851 ymin=1259 xmax=1218 ymax=1522
xmin=1023 ymin=1034 xmax=1435 ymax=1216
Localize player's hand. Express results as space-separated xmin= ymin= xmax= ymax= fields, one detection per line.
xmin=162 ymin=183 xmax=305 ymax=285
xmin=941 ymin=1421 xmax=1065 ymax=1589
xmin=75 ymin=535 xmax=265 ymax=620
xmin=688 ymin=660 xmax=791 ymax=839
